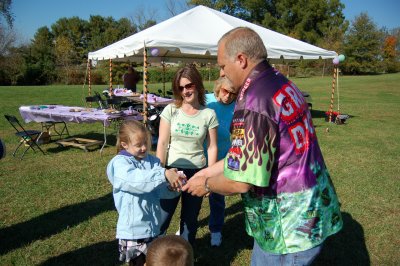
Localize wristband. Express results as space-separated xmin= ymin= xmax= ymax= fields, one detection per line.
xmin=204 ymin=177 xmax=211 ymax=193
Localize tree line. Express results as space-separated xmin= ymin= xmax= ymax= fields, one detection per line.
xmin=0 ymin=0 xmax=399 ymax=85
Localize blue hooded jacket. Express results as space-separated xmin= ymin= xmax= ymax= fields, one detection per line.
xmin=107 ymin=150 xmax=179 ymax=240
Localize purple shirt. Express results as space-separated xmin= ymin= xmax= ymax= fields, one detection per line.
xmin=224 ymin=61 xmax=342 ymax=254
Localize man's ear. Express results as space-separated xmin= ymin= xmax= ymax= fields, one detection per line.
xmin=236 ymin=53 xmax=248 ymax=69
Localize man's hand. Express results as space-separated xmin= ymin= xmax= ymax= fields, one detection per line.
xmin=181 ymin=174 xmax=208 ymax=197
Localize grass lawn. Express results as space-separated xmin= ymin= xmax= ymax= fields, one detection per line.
xmin=0 ymin=73 xmax=399 ymax=265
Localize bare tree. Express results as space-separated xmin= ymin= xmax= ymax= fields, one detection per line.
xmin=165 ymin=0 xmax=191 ymax=16
xmin=0 ymin=24 xmax=15 ymax=56
xmin=0 ymin=0 xmax=14 ymax=27
xmin=129 ymin=5 xmax=158 ymax=31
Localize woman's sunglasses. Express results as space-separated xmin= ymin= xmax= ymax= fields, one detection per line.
xmin=221 ymin=87 xmax=237 ymax=97
xmin=179 ymin=83 xmax=195 ymax=91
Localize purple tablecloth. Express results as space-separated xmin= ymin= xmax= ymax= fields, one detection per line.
xmin=19 ymin=105 xmax=142 ymax=127
xmin=113 ymin=88 xmax=138 ymax=97
xmin=139 ymin=93 xmax=173 ymax=103
xmin=113 ymin=90 xmax=173 ymax=104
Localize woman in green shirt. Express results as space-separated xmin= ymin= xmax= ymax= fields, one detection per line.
xmin=156 ymin=65 xmax=218 ymax=246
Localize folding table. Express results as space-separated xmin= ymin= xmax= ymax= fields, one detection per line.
xmin=19 ymin=105 xmax=142 ymax=152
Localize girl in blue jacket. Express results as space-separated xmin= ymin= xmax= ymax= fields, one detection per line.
xmin=107 ymin=120 xmax=185 ymax=265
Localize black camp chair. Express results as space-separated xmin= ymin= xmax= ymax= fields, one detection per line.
xmin=4 ymin=114 xmax=46 ymax=159
xmin=86 ymin=92 xmax=105 ymax=109
xmin=107 ymin=96 xmax=129 ymax=110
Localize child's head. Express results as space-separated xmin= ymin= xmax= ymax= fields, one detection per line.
xmin=117 ymin=120 xmax=151 ymax=160
xmin=145 ymin=235 xmax=194 ymax=266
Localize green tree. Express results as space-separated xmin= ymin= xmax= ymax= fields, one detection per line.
xmin=87 ymin=16 xmax=136 ymax=52
xmin=188 ymin=0 xmax=347 ymax=47
xmin=51 ymin=17 xmax=88 ymax=63
xmin=268 ymin=0 xmax=346 ymax=45
xmin=54 ymin=35 xmax=75 ymax=84
xmin=341 ymin=13 xmax=383 ymax=74
xmin=29 ymin=26 xmax=56 ymax=84
xmin=1 ymin=46 xmax=25 ymax=84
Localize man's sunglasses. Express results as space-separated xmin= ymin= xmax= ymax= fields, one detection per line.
xmin=179 ymin=83 xmax=195 ymax=90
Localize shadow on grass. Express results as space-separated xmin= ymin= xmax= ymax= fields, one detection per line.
xmin=0 ymin=193 xmax=114 ymax=256
xmin=197 ymin=198 xmax=243 ymax=229
xmin=313 ymin=212 xmax=370 ymax=265
xmin=45 ymin=132 xmax=117 ymax=153
xmin=29 ymin=209 xmax=369 ymax=265
xmin=39 ymin=240 xmax=121 ymax=266
xmin=311 ymin=109 xmax=329 ymax=119
xmin=195 ymin=200 xmax=253 ymax=266
xmin=196 ymin=207 xmax=369 ymax=265
xmin=310 ymin=109 xmax=356 ymax=120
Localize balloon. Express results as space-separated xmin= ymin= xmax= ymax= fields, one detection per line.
xmin=338 ymin=54 xmax=345 ymax=62
xmin=150 ymin=48 xmax=159 ymax=56
xmin=332 ymin=57 xmax=339 ymax=65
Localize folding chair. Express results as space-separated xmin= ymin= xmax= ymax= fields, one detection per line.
xmin=4 ymin=114 xmax=46 ymax=159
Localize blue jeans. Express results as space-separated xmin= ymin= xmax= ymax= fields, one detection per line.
xmin=208 ymin=192 xmax=225 ymax=233
xmin=159 ymin=168 xmax=203 ymax=246
xmin=251 ymin=240 xmax=323 ymax=266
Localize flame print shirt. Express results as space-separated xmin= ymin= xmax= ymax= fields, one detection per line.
xmin=224 ymin=61 xmax=342 ymax=254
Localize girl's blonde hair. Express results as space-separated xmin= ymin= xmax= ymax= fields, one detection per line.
xmin=116 ymin=120 xmax=151 ymax=153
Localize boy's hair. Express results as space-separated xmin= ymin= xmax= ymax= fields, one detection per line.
xmin=116 ymin=120 xmax=150 ymax=153
xmin=145 ymin=235 xmax=194 ymax=266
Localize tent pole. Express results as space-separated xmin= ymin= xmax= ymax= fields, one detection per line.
xmin=109 ymin=58 xmax=113 ymax=96
xmin=143 ymin=43 xmax=148 ymax=124
xmin=337 ymin=67 xmax=340 ymax=113
xmin=162 ymin=61 xmax=166 ymax=97
xmin=208 ymin=63 xmax=211 ymax=89
xmin=88 ymin=59 xmax=92 ymax=108
xmin=328 ymin=66 xmax=337 ymax=123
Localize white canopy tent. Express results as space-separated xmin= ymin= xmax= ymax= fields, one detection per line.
xmin=87 ymin=5 xmax=338 ymax=122
xmin=88 ymin=5 xmax=337 ymax=62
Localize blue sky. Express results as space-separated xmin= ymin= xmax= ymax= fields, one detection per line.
xmin=8 ymin=0 xmax=400 ymax=43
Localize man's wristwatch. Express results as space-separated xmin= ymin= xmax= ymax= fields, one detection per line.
xmin=204 ymin=177 xmax=211 ymax=193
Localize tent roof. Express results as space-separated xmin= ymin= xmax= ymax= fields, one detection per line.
xmin=88 ymin=5 xmax=337 ymax=61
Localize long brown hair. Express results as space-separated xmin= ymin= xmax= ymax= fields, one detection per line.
xmin=116 ymin=120 xmax=150 ymax=153
xmin=172 ymin=64 xmax=206 ymax=108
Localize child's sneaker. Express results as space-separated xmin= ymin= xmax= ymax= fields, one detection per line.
xmin=210 ymin=232 xmax=222 ymax=247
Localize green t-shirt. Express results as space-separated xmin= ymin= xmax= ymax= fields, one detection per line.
xmin=160 ymin=104 xmax=218 ymax=169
